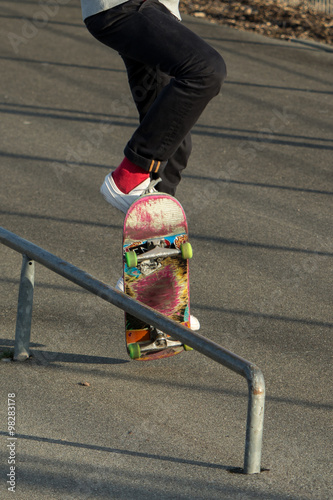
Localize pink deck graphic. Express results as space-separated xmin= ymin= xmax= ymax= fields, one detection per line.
xmin=126 ymin=256 xmax=188 ymax=319
xmin=124 ymin=194 xmax=187 ymax=243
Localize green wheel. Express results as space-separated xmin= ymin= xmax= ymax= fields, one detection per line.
xmin=128 ymin=343 xmax=141 ymax=359
xmin=184 ymin=345 xmax=193 ymax=351
xmin=181 ymin=242 xmax=193 ymax=260
xmin=125 ymin=250 xmax=137 ymax=268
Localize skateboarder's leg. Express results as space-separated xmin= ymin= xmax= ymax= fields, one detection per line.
xmin=122 ymin=58 xmax=192 ymax=195
xmin=85 ymin=0 xmax=226 ymax=208
xmin=155 ymin=134 xmax=192 ymax=195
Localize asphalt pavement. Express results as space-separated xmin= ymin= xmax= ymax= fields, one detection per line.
xmin=1 ymin=1 xmax=332 ymax=499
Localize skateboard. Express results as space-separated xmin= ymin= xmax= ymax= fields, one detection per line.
xmin=123 ymin=193 xmax=193 ymax=360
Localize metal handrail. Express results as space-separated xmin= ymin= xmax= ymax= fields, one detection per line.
xmin=0 ymin=226 xmax=265 ymax=474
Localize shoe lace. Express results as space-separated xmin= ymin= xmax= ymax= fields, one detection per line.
xmin=144 ymin=177 xmax=162 ymax=194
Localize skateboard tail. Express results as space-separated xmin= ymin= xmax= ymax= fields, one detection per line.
xmin=126 ymin=319 xmax=191 ymax=345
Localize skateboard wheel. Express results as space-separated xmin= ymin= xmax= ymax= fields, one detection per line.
xmin=184 ymin=345 xmax=193 ymax=351
xmin=128 ymin=343 xmax=141 ymax=359
xmin=181 ymin=242 xmax=193 ymax=260
xmin=125 ymin=250 xmax=138 ymax=268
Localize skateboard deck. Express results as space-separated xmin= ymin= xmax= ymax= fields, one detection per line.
xmin=123 ymin=193 xmax=193 ymax=360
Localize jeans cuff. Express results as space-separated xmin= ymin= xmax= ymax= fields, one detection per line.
xmin=124 ymin=144 xmax=167 ymax=175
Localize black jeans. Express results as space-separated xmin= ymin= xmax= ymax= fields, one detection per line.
xmin=85 ymin=0 xmax=226 ymax=194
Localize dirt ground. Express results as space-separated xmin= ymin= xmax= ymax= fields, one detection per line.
xmin=181 ymin=0 xmax=333 ymax=45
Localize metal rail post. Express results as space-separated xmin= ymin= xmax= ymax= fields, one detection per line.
xmin=244 ymin=367 xmax=265 ymax=474
xmin=14 ymin=254 xmax=35 ymax=361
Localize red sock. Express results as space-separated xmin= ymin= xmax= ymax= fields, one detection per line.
xmin=112 ymin=158 xmax=149 ymax=194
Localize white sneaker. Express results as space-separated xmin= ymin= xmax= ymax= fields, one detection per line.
xmin=189 ymin=315 xmax=200 ymax=331
xmin=116 ymin=277 xmax=124 ymax=291
xmin=115 ymin=278 xmax=200 ymax=331
xmin=100 ymin=173 xmax=151 ymax=214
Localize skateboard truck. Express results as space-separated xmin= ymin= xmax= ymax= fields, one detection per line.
xmin=125 ymin=241 xmax=192 ymax=269
xmin=140 ymin=327 xmax=183 ymax=353
xmin=127 ymin=326 xmax=187 ymax=359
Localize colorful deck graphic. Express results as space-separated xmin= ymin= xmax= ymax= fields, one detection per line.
xmin=123 ymin=194 xmax=191 ymax=360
